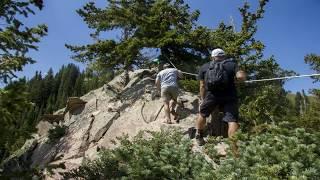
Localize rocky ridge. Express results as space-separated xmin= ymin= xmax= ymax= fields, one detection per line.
xmin=2 ymin=68 xmax=216 ymax=179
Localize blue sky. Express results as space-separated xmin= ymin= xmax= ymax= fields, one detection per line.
xmin=17 ymin=0 xmax=320 ymax=93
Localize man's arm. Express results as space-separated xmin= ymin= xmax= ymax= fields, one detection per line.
xmin=155 ymin=76 xmax=161 ymax=92
xmin=199 ymin=80 xmax=206 ymax=101
xmin=198 ymin=65 xmax=206 ymax=102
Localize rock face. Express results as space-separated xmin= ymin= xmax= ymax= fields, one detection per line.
xmin=41 ymin=114 xmax=64 ymax=124
xmin=1 ymin=68 xmax=226 ymax=179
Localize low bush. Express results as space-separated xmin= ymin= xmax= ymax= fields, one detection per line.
xmin=63 ymin=128 xmax=215 ymax=179
xmin=63 ymin=123 xmax=320 ymax=179
xmin=212 ymin=122 xmax=320 ymax=179
xmin=179 ymin=79 xmax=199 ymax=94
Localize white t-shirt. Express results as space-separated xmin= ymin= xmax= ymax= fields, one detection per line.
xmin=156 ymin=68 xmax=182 ymax=88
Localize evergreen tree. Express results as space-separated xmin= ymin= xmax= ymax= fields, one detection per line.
xmin=305 ymin=54 xmax=320 ymax=82
xmin=295 ymin=53 xmax=320 ymax=131
xmin=301 ymin=89 xmax=309 ymax=113
xmin=42 ymin=68 xmax=55 ymax=108
xmin=55 ymin=64 xmax=80 ymax=108
xmin=295 ymin=92 xmax=303 ymax=116
xmin=0 ymin=0 xmax=47 ymax=82
xmin=68 ymin=0 xmax=294 ymax=131
xmin=304 ymin=53 xmax=320 ymax=101
xmin=0 ymin=79 xmax=31 ymax=162
xmin=66 ymin=0 xmax=207 ymax=74
xmin=0 ymin=0 xmax=46 ymax=162
xmin=73 ymin=74 xmax=84 ymax=97
xmin=67 ymin=0 xmax=271 ymax=71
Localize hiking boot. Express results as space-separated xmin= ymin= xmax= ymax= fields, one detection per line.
xmin=195 ymin=134 xmax=205 ymax=146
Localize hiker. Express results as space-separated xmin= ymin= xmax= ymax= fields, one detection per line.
xmin=155 ymin=63 xmax=183 ymax=124
xmin=196 ymin=48 xmax=246 ymax=145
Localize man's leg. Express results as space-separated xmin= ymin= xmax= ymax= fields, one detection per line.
xmin=228 ymin=121 xmax=239 ymax=157
xmin=169 ymin=87 xmax=179 ymax=120
xmin=227 ymin=122 xmax=239 ymax=138
xmin=223 ymin=100 xmax=239 ymax=137
xmin=196 ymin=114 xmax=207 ymax=131
xmin=196 ymin=93 xmax=216 ymax=146
xmin=161 ymin=87 xmax=172 ymax=123
xmin=163 ymin=101 xmax=172 ymax=123
xmin=195 ymin=114 xmax=206 ymax=146
xmin=169 ymin=99 xmax=179 ymax=121
xmin=169 ymin=99 xmax=176 ymax=113
xmin=223 ymin=101 xmax=240 ymax=157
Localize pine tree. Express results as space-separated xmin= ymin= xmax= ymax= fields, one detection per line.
xmin=301 ymin=89 xmax=309 ymax=113
xmin=295 ymin=53 xmax=320 ymax=131
xmin=66 ymin=0 xmax=209 ymax=75
xmin=42 ymin=68 xmax=55 ymax=107
xmin=0 ymin=0 xmax=46 ymax=162
xmin=73 ymin=74 xmax=84 ymax=97
xmin=305 ymin=54 xmax=320 ymax=82
xmin=69 ymin=0 xmax=294 ymax=131
xmin=29 ymin=71 xmax=43 ymax=106
xmin=295 ymin=92 xmax=303 ymax=116
xmin=0 ymin=79 xmax=31 ymax=162
xmin=0 ymin=0 xmax=47 ymax=83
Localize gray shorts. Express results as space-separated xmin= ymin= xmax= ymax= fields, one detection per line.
xmin=161 ymin=86 xmax=178 ymax=102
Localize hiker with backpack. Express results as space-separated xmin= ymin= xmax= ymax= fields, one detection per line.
xmin=155 ymin=63 xmax=183 ymax=124
xmin=196 ymin=48 xmax=246 ymax=146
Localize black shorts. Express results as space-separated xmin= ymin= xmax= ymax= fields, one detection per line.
xmin=200 ymin=92 xmax=239 ymax=122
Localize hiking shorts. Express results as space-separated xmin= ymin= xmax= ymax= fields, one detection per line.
xmin=161 ymin=86 xmax=179 ymax=103
xmin=200 ymin=93 xmax=239 ymax=122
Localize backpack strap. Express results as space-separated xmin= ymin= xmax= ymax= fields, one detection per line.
xmin=208 ymin=61 xmax=216 ymax=69
xmin=220 ymin=59 xmax=236 ymax=69
xmin=209 ymin=59 xmax=235 ymax=69
xmin=221 ymin=58 xmax=235 ymax=64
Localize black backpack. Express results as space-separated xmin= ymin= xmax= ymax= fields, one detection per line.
xmin=205 ymin=59 xmax=233 ymax=91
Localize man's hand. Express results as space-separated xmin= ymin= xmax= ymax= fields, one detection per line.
xmin=178 ymin=70 xmax=183 ymax=79
xmin=236 ymin=70 xmax=246 ymax=82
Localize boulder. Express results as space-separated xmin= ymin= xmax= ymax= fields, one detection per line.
xmin=65 ymin=97 xmax=87 ymax=114
xmin=36 ymin=121 xmax=54 ymax=137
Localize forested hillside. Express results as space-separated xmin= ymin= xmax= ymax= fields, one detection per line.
xmin=0 ymin=64 xmax=106 ymax=162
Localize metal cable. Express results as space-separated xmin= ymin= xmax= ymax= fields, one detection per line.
xmin=164 ymin=58 xmax=320 ymax=83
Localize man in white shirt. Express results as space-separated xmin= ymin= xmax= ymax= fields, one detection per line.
xmin=155 ymin=63 xmax=183 ymax=124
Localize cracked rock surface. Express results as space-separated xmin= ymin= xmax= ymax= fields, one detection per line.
xmin=2 ymin=68 xmax=226 ymax=179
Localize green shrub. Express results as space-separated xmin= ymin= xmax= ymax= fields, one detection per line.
xmin=212 ymin=123 xmax=320 ymax=179
xmin=48 ymin=125 xmax=67 ymax=143
xmin=179 ymin=79 xmax=199 ymax=94
xmin=203 ymin=136 xmax=225 ymax=162
xmin=63 ymin=124 xmax=320 ymax=179
xmin=63 ymin=128 xmax=215 ymax=179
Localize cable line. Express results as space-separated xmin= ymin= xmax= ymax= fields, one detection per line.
xmin=160 ymin=58 xmax=320 ymax=83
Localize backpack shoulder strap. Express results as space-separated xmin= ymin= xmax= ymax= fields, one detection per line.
xmin=208 ymin=61 xmax=216 ymax=68
xmin=222 ymin=58 xmax=235 ymax=64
